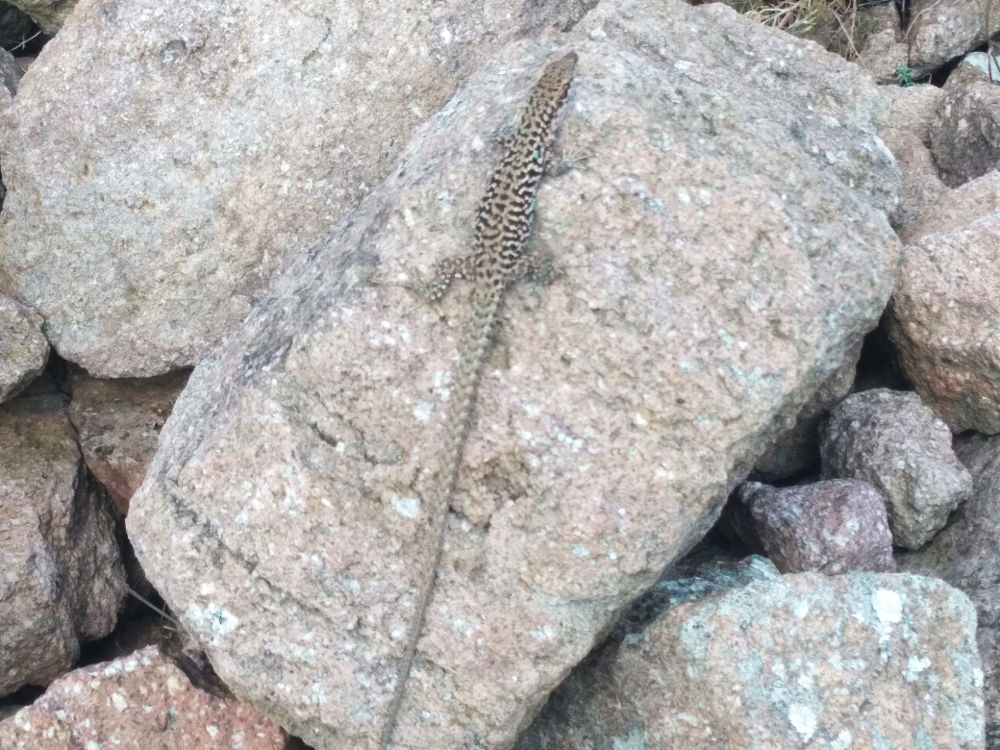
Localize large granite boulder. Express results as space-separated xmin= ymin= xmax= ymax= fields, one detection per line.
xmin=127 ymin=0 xmax=900 ymax=746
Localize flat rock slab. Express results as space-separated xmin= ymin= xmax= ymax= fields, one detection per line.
xmin=127 ymin=1 xmax=900 ymax=747
xmin=0 ymin=0 xmax=588 ymax=377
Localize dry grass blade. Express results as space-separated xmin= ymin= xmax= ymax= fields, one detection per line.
xmin=726 ymin=0 xmax=867 ymax=59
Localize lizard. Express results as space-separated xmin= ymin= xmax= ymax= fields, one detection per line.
xmin=379 ymin=50 xmax=578 ymax=749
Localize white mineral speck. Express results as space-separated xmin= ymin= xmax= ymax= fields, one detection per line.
xmin=788 ymin=703 xmax=817 ymax=741
xmin=166 ymin=676 xmax=182 ymax=696
xmin=392 ymin=496 xmax=421 ymax=518
xmin=873 ymin=589 xmax=902 ymax=623
xmin=831 ymin=728 xmax=853 ymax=750
xmin=905 ymin=655 xmax=931 ymax=681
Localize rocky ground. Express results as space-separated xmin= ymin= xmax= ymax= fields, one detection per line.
xmin=0 ymin=0 xmax=998 ymax=747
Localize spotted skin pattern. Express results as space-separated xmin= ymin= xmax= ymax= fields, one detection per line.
xmin=380 ymin=52 xmax=577 ymax=749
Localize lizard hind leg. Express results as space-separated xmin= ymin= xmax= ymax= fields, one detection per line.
xmin=425 ymin=254 xmax=476 ymax=302
xmin=547 ymin=138 xmax=593 ymax=178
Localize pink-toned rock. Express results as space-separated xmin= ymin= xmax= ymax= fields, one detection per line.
xmin=898 ymin=169 xmax=1000 ymax=243
xmin=0 ymin=394 xmax=125 ymax=698
xmin=929 ymin=64 xmax=1000 ymax=188
xmin=68 ymin=371 xmax=189 ymax=515
xmin=887 ymin=172 xmax=1000 ymax=433
xmin=0 ymin=0 xmax=588 ymax=377
xmin=127 ymin=5 xmax=900 ymax=747
xmin=820 ymin=389 xmax=971 ymax=549
xmin=738 ymin=479 xmax=895 ymax=574
xmin=0 ymin=645 xmax=289 ymax=749
xmin=0 ymin=295 xmax=48 ymax=403
xmin=877 ymin=83 xmax=947 ymax=231
xmin=518 ymin=567 xmax=985 ymax=749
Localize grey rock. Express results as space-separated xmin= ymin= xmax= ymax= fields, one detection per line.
xmin=821 ymin=389 xmax=972 ymax=549
xmin=518 ymin=567 xmax=985 ymax=749
xmin=905 ymin=0 xmax=1000 ymax=77
xmin=929 ymin=64 xmax=1000 ymax=188
xmin=0 ymin=46 xmax=22 ymax=96
xmin=855 ymin=4 xmax=910 ymax=83
xmin=888 ymin=171 xmax=1000 ymax=433
xmin=0 ymin=0 xmax=590 ymax=377
xmin=900 ymin=433 xmax=1000 ymax=743
xmin=0 ymin=295 xmax=48 ymax=403
xmin=0 ymin=395 xmax=125 ymax=699
xmin=126 ymin=2 xmax=900 ymax=747
xmin=739 ymin=479 xmax=895 ymax=574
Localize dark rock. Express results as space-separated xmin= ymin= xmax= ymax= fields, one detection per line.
xmin=739 ymin=478 xmax=895 ymax=574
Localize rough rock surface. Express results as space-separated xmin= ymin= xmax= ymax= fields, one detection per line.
xmin=856 ymin=4 xmax=910 ymax=83
xmin=0 ymin=645 xmax=289 ymax=749
xmin=738 ymin=479 xmax=895 ymax=574
xmin=4 ymin=0 xmax=73 ymax=35
xmin=68 ymin=371 xmax=188 ymax=515
xmin=0 ymin=0 xmax=589 ymax=377
xmin=887 ymin=171 xmax=1000 ymax=433
xmin=0 ymin=46 xmax=22 ymax=96
xmin=753 ymin=341 xmax=860 ymax=480
xmin=897 ymin=168 xmax=1000 ymax=244
xmin=126 ymin=1 xmax=900 ymax=747
xmin=0 ymin=394 xmax=125 ymax=698
xmin=877 ymin=83 xmax=947 ymax=230
xmin=904 ymin=0 xmax=1000 ymax=76
xmin=0 ymin=295 xmax=48 ymax=403
xmin=517 ymin=564 xmax=985 ymax=749
xmin=901 ymin=433 xmax=1000 ymax=745
xmin=820 ymin=389 xmax=972 ymax=549
xmin=929 ymin=64 xmax=1000 ymax=188
xmin=609 ymin=555 xmax=777 ymax=642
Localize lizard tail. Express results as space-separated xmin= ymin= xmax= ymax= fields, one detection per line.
xmin=380 ymin=288 xmax=503 ymax=749
xmin=437 ymin=288 xmax=503 ymax=510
